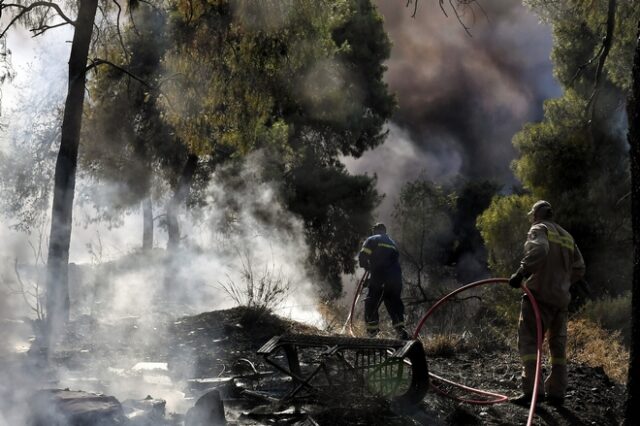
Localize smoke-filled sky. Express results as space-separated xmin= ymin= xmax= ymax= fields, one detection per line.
xmin=344 ymin=0 xmax=561 ymax=220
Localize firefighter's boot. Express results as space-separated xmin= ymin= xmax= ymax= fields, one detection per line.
xmin=545 ymin=360 xmax=567 ymax=406
xmin=366 ymin=321 xmax=380 ymax=338
xmin=520 ymin=361 xmax=544 ymax=401
xmin=511 ymin=393 xmax=545 ymax=406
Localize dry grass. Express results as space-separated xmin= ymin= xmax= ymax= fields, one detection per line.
xmin=579 ymin=293 xmax=631 ymax=344
xmin=423 ymin=333 xmax=466 ymax=357
xmin=567 ymin=318 xmax=628 ymax=383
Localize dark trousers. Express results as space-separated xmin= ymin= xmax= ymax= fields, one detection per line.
xmin=364 ymin=272 xmax=405 ymax=334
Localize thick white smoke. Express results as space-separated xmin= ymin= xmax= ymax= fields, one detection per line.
xmin=0 ymin=19 xmax=323 ymax=424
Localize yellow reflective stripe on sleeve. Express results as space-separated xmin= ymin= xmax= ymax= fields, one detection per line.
xmin=361 ymin=247 xmax=372 ymax=254
xmin=547 ymin=229 xmax=574 ymax=251
xmin=550 ymin=356 xmax=567 ymax=365
xmin=378 ymin=243 xmax=397 ymax=250
xmin=521 ymin=354 xmax=538 ymax=362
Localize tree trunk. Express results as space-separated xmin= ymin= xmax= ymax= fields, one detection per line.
xmin=625 ymin=18 xmax=640 ymax=424
xmin=166 ymin=203 xmax=180 ymax=250
xmin=166 ymin=154 xmax=198 ymax=250
xmin=625 ymin=19 xmax=640 ymax=426
xmin=45 ymin=0 xmax=99 ymax=344
xmin=142 ymin=198 xmax=154 ymax=251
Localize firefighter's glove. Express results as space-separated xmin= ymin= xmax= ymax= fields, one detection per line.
xmin=509 ymin=271 xmax=524 ymax=289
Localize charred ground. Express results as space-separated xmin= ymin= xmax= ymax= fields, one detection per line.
xmin=0 ymin=307 xmax=625 ymax=425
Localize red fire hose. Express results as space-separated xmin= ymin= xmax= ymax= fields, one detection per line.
xmin=347 ymin=276 xmax=543 ymax=426
xmin=345 ymin=271 xmax=369 ymax=336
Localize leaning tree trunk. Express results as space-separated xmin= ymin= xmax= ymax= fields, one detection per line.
xmin=166 ymin=154 xmax=198 ymax=250
xmin=142 ymin=197 xmax=154 ymax=251
xmin=625 ymin=19 xmax=640 ymax=426
xmin=45 ymin=0 xmax=99 ymax=344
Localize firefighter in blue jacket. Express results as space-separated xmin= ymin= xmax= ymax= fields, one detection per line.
xmin=358 ymin=223 xmax=410 ymax=340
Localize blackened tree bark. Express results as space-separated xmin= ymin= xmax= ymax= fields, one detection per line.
xmin=45 ymin=0 xmax=99 ymax=342
xmin=625 ymin=19 xmax=640 ymax=426
xmin=142 ymin=197 xmax=153 ymax=251
xmin=166 ymin=154 xmax=198 ymax=250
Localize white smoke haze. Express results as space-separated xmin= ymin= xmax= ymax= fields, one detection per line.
xmin=67 ymin=153 xmax=322 ymax=414
xmin=0 ymin=24 xmax=68 ymax=331
xmin=0 ymin=152 xmax=324 ymax=422
xmin=0 ymin=24 xmax=71 ymax=120
xmin=0 ymin=24 xmax=324 ymax=423
xmin=342 ymin=122 xmax=463 ymax=220
xmin=0 ymin=151 xmax=321 ymax=323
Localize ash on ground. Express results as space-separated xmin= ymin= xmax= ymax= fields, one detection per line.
xmin=0 ymin=307 xmax=625 ymax=425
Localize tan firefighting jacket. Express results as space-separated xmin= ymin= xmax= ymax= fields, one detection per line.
xmin=518 ymin=220 xmax=586 ymax=308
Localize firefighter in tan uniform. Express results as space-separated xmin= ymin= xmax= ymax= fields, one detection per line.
xmin=509 ymin=200 xmax=585 ymax=406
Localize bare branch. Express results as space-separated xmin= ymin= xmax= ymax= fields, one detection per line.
xmin=128 ymin=0 xmax=141 ymax=37
xmin=587 ymin=0 xmax=617 ymax=119
xmin=474 ymin=0 xmax=490 ymax=24
xmin=86 ymin=58 xmax=151 ymax=87
xmin=450 ymin=0 xmax=472 ymax=37
xmin=570 ymin=43 xmax=606 ymax=86
xmin=407 ymin=0 xmax=419 ymax=18
xmin=112 ymin=0 xmax=130 ymax=61
xmin=13 ymin=258 xmax=38 ymax=314
xmin=439 ymin=0 xmax=449 ymax=18
xmin=29 ymin=20 xmax=70 ymax=37
xmin=27 ymin=240 xmax=39 ymax=263
xmin=0 ymin=1 xmax=75 ymax=37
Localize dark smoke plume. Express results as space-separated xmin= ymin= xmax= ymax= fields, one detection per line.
xmin=345 ymin=0 xmax=561 ymax=219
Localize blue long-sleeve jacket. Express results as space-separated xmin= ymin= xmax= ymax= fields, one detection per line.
xmin=358 ymin=233 xmax=401 ymax=276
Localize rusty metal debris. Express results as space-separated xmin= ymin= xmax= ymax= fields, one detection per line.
xmin=257 ymin=334 xmax=429 ymax=408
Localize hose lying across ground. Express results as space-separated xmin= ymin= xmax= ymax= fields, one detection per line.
xmin=347 ymin=277 xmax=543 ymax=426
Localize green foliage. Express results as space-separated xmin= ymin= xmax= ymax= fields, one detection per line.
xmin=81 ymin=0 xmax=393 ymax=294
xmin=391 ymin=178 xmax=454 ymax=287
xmin=477 ymin=194 xmax=536 ymax=277
xmin=328 ymin=0 xmax=395 ymax=156
xmin=389 ymin=177 xmax=499 ymax=306
xmin=81 ymin=3 xmax=189 ymax=224
xmin=0 ymin=114 xmax=59 ymax=232
xmin=526 ymin=0 xmax=640 ymax=92
xmin=162 ymin=0 xmax=394 ymax=158
xmin=160 ymin=0 xmax=394 ymax=294
xmin=285 ymin=148 xmax=380 ymax=297
xmin=512 ymin=91 xmax=593 ymax=203
xmin=578 ymin=292 xmax=631 ymax=344
xmin=510 ymin=89 xmax=631 ymax=294
xmin=480 ymin=0 xmax=639 ymax=298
